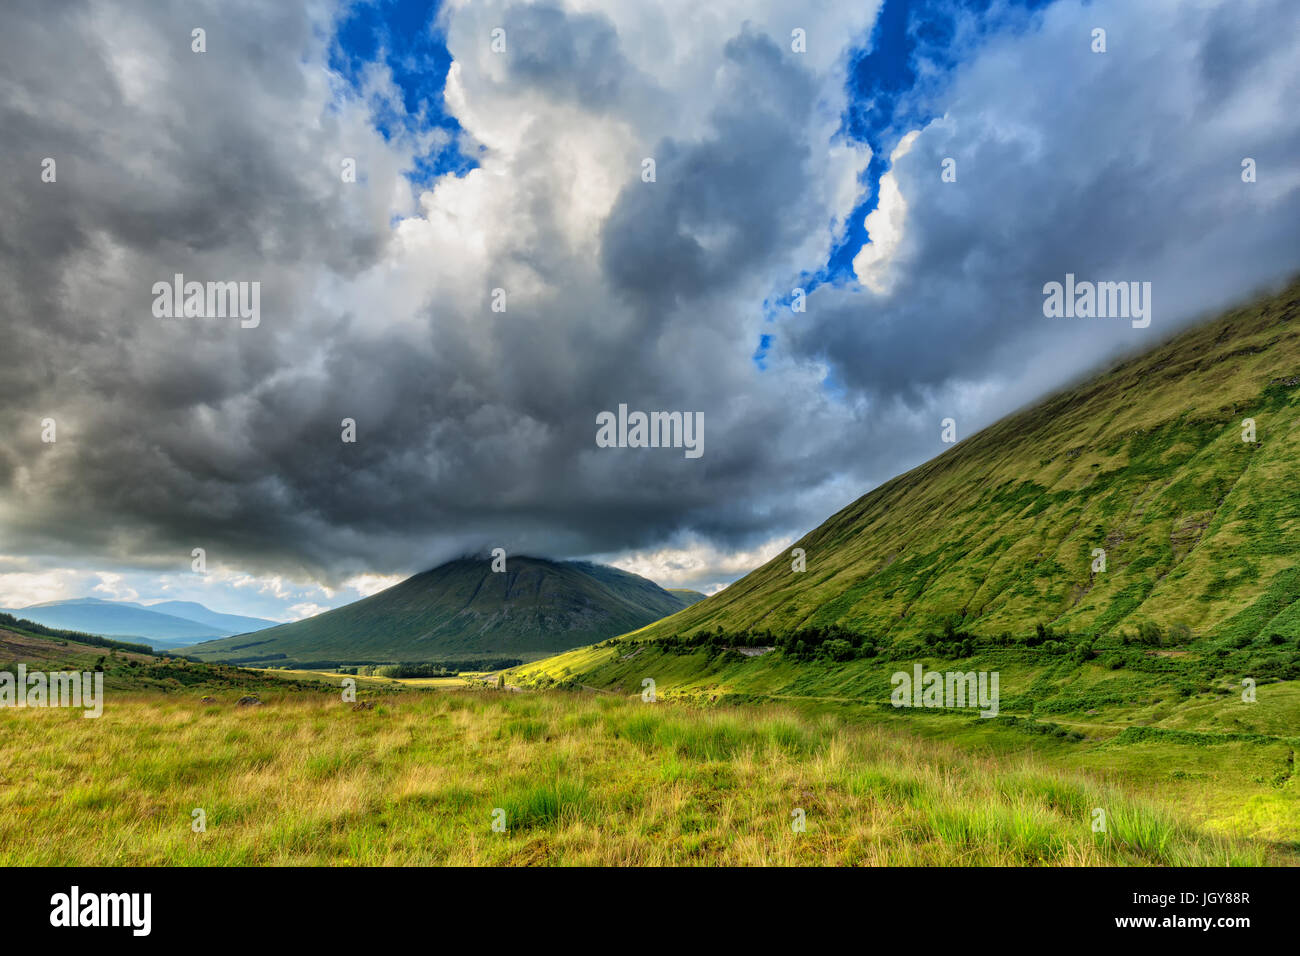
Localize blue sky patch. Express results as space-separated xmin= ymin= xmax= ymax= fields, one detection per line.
xmin=761 ymin=0 xmax=1055 ymax=376
xmin=331 ymin=0 xmax=476 ymax=183
xmin=824 ymin=0 xmax=1055 ymax=284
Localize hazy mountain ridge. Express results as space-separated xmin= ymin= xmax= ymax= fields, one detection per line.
xmin=0 ymin=597 xmax=279 ymax=648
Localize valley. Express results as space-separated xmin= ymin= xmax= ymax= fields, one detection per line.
xmin=0 ymin=621 xmax=1294 ymax=865
xmin=4 ymin=281 xmax=1300 ymax=867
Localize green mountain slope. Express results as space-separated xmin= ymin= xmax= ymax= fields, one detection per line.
xmin=628 ymin=277 xmax=1300 ymax=648
xmin=188 ymin=557 xmax=696 ymax=665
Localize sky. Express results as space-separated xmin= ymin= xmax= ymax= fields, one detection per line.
xmin=1 ymin=0 xmax=1298 ymax=621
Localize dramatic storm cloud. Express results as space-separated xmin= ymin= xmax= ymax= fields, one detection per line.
xmin=0 ymin=0 xmax=1297 ymax=615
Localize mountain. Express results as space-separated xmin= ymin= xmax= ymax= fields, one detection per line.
xmin=142 ymin=601 xmax=279 ymax=636
xmin=612 ymin=277 xmax=1300 ymax=648
xmin=666 ymin=589 xmax=708 ymax=607
xmin=0 ymin=598 xmax=278 ymax=648
xmin=188 ymin=556 xmax=698 ymax=665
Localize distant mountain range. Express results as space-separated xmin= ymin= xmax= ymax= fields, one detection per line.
xmin=0 ymin=598 xmax=279 ymax=648
xmin=189 ymin=556 xmax=705 ymax=666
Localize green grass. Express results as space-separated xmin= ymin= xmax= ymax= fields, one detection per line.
xmin=509 ymin=643 xmax=1300 ymax=848
xmin=1 ymin=685 xmax=1289 ymax=866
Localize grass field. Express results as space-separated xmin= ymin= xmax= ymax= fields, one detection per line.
xmin=0 ymin=681 xmax=1293 ymax=866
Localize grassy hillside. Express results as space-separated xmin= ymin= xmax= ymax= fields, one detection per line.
xmin=189 ymin=557 xmax=698 ymax=667
xmin=0 ymin=625 xmax=334 ymax=697
xmin=626 ymin=277 xmax=1300 ymax=649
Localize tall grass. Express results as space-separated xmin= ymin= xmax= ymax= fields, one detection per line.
xmin=0 ymin=689 xmax=1287 ymax=866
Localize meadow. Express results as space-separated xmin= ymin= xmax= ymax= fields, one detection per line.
xmin=0 ymin=682 xmax=1291 ymax=866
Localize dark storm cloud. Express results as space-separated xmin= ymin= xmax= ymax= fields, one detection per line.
xmin=0 ymin=0 xmax=403 ymax=575
xmin=1 ymin=0 xmax=847 ymax=583
xmin=1 ymin=0 xmax=1298 ymax=592
xmin=602 ymin=30 xmax=818 ymax=308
